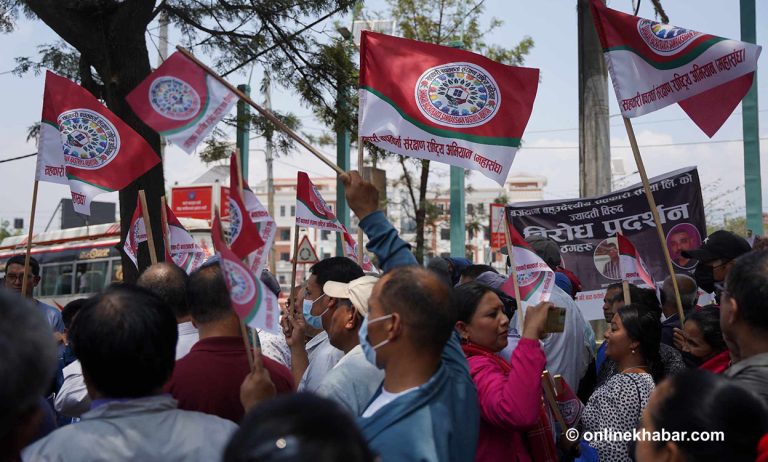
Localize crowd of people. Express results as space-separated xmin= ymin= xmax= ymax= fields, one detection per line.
xmin=2 ymin=171 xmax=768 ymax=462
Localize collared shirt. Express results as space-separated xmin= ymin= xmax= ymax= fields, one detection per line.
xmin=316 ymin=344 xmax=385 ymax=416
xmin=176 ymin=321 xmax=199 ymax=360
xmin=725 ymin=351 xmax=768 ymax=407
xmin=297 ymin=331 xmax=344 ymax=392
xmin=23 ymin=395 xmax=237 ymax=462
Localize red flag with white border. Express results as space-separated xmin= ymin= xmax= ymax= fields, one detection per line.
xmin=500 ymin=222 xmax=555 ymax=307
xmin=617 ymin=234 xmax=656 ymax=288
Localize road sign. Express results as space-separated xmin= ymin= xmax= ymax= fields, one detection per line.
xmin=296 ymin=235 xmax=319 ymax=264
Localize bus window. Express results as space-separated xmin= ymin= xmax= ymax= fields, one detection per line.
xmin=40 ymin=264 xmax=74 ymax=296
xmin=111 ymin=261 xmax=123 ymax=284
xmin=75 ymin=261 xmax=109 ymax=294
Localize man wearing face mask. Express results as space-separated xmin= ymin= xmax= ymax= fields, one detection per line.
xmin=684 ymin=230 xmax=751 ymax=305
xmin=314 ymin=275 xmax=385 ymax=416
xmin=285 ymin=257 xmax=363 ymax=392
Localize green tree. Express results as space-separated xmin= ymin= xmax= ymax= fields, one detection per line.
xmin=3 ymin=0 xmax=355 ymax=280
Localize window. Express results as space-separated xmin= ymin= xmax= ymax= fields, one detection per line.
xmin=279 ymin=228 xmax=291 ymax=241
xmin=75 ymin=261 xmax=109 ymax=294
xmin=290 ymin=205 xmax=296 ymax=217
xmin=477 ymin=203 xmax=485 ymax=213
xmin=280 ymin=205 xmax=286 ymax=217
xmin=321 ymin=230 xmax=331 ymax=241
xmin=322 ymin=252 xmax=331 ymax=260
xmin=39 ymin=263 xmax=74 ymax=296
xmin=280 ymin=252 xmax=290 ymax=261
xmin=440 ymin=228 xmax=451 ymax=241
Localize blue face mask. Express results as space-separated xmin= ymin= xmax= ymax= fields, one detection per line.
xmin=359 ymin=314 xmax=394 ymax=369
xmin=303 ymin=294 xmax=327 ymax=330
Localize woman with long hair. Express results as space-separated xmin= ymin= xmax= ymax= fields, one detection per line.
xmin=582 ymin=303 xmax=663 ymax=462
xmin=454 ymin=282 xmax=553 ymax=462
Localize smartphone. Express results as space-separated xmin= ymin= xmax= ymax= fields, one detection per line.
xmin=544 ymin=306 xmax=567 ymax=333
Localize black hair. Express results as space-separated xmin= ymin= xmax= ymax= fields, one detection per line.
xmin=5 ymin=255 xmax=40 ymax=277
xmin=606 ymin=282 xmax=624 ymax=292
xmin=617 ymin=303 xmax=664 ymax=383
xmin=650 ymin=369 xmax=768 ymax=462
xmin=725 ymin=250 xmax=768 ymax=332
xmin=377 ymin=267 xmax=457 ymax=354
xmin=187 ymin=264 xmax=233 ymax=324
xmin=612 ymin=284 xmax=661 ymax=313
xmin=61 ymin=298 xmax=88 ymax=330
xmin=460 ymin=264 xmax=498 ymax=282
xmin=137 ymin=263 xmax=190 ymax=318
xmin=310 ymin=257 xmax=364 ymax=289
xmin=224 ymin=393 xmax=375 ymax=462
xmin=70 ymin=284 xmax=177 ymax=398
xmin=686 ymin=306 xmax=727 ymax=353
xmin=455 ymin=282 xmax=515 ymax=324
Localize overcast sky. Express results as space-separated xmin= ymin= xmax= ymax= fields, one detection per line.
xmin=0 ymin=0 xmax=765 ymax=233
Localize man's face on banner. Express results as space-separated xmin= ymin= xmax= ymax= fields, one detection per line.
xmin=669 ymin=231 xmax=693 ymax=264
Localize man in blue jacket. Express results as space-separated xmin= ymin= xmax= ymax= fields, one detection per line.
xmin=341 ymin=171 xmax=479 ymax=462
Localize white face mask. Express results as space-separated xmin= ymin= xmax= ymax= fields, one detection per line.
xmin=359 ymin=314 xmax=394 ymax=368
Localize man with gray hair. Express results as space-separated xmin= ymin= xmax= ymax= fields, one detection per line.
xmin=0 ymin=289 xmax=58 ymax=461
xmin=660 ymin=274 xmax=698 ymax=347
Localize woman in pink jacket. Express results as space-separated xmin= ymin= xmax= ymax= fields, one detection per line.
xmin=454 ymin=283 xmax=553 ymax=462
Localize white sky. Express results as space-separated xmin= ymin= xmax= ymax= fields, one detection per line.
xmin=0 ymin=0 xmax=765 ymax=232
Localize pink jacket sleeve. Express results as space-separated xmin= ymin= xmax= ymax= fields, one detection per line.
xmin=468 ymin=338 xmax=547 ymax=429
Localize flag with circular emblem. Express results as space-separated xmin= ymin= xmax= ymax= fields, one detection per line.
xmin=212 ymin=214 xmax=280 ymax=333
xmin=500 ymin=222 xmax=555 ymax=307
xmin=123 ymin=196 xmax=147 ymax=270
xmin=295 ymin=171 xmax=345 ymax=232
xmin=126 ymin=51 xmax=238 ymax=154
xmin=162 ymin=203 xmax=206 ymax=274
xmin=358 ymin=31 xmax=539 ymax=185
xmin=590 ymin=0 xmax=761 ymax=137
xmin=37 ymin=71 xmax=160 ymax=215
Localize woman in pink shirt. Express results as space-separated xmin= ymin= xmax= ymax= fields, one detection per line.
xmin=454 ymin=283 xmax=553 ymax=462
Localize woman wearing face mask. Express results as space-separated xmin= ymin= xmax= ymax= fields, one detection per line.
xmin=673 ymin=306 xmax=730 ymax=373
xmin=582 ymin=303 xmax=663 ymax=462
xmin=453 ymin=282 xmax=553 ymax=462
xmin=635 ymin=369 xmax=768 ymax=462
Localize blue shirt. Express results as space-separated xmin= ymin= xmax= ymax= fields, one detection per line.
xmin=37 ymin=300 xmax=65 ymax=333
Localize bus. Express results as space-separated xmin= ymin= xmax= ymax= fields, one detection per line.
xmin=0 ymin=219 xmax=212 ymax=308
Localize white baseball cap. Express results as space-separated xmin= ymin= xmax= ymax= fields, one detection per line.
xmin=323 ymin=275 xmax=379 ymax=317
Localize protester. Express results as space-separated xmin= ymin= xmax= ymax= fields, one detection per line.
xmin=23 ymin=285 xmax=237 ymax=461
xmin=137 ymin=262 xmax=198 ymax=359
xmin=53 ymin=298 xmax=86 ymax=425
xmin=683 ymin=230 xmax=751 ymax=303
xmin=427 ymin=256 xmax=472 ymax=287
xmin=165 ymin=262 xmax=294 ymax=423
xmin=457 ymin=264 xmax=497 ymax=285
xmin=342 ymin=171 xmax=479 ymax=461
xmin=455 ymin=282 xmax=554 ymax=462
xmin=720 ymin=250 xmax=768 ymax=405
xmin=225 ymin=393 xmax=376 ymax=462
xmin=283 ymin=257 xmax=361 ymax=392
xmin=524 ymin=235 xmax=574 ymax=295
xmin=0 ymin=289 xmax=58 ymax=462
xmin=255 ymin=270 xmax=292 ymax=368
xmin=659 ymin=274 xmax=698 ymax=346
xmin=673 ymin=306 xmax=730 ymax=373
xmin=315 ymin=275 xmax=385 ymax=415
xmin=582 ymin=303 xmax=663 ymax=461
xmin=598 ymin=283 xmax=624 ymax=374
xmin=635 ymin=369 xmax=768 ymax=462
xmin=4 ymin=255 xmax=64 ymax=335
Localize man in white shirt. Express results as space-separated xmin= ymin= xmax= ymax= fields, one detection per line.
xmin=316 ymin=276 xmax=385 ymax=415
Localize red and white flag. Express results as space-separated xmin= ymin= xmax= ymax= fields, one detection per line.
xmin=359 ymin=31 xmax=539 ymax=185
xmin=500 ymin=222 xmax=555 ymax=307
xmin=162 ymin=204 xmax=206 ymax=274
xmin=224 ymin=178 xmax=265 ymax=261
xmin=212 ymin=214 xmax=280 ymax=334
xmin=295 ymin=172 xmax=345 ymax=232
xmin=590 ymin=0 xmax=761 ymax=137
xmin=126 ymin=51 xmax=238 ymax=154
xmin=123 ymin=197 xmax=147 ymax=269
xmin=617 ymin=234 xmax=656 ymax=288
xmin=341 ymin=226 xmax=374 ymax=272
xmin=37 ymin=71 xmax=160 ymax=215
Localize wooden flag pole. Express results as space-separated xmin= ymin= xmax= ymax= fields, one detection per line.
xmin=357 ymin=139 xmax=365 ymax=265
xmin=138 ymin=190 xmax=158 ymax=265
xmin=160 ymin=196 xmax=171 ymax=259
xmin=541 ymin=371 xmax=568 ymax=432
xmin=622 ymin=117 xmax=685 ymax=324
xmin=617 ymin=232 xmax=632 ymax=307
xmin=503 ymin=213 xmax=524 ymax=333
xmin=176 ymin=46 xmax=345 ymax=176
xmin=234 ymin=149 xmax=244 ymax=199
xmin=20 ymin=180 xmax=39 ymax=296
xmin=288 ymin=225 xmax=301 ymax=315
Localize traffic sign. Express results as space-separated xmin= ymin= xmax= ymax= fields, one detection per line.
xmin=295 ymin=235 xmax=319 ymax=264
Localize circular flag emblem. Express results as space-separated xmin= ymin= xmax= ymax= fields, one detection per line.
xmin=149 ymin=76 xmax=201 ymax=121
xmin=221 ymin=259 xmax=256 ymax=305
xmin=310 ymin=185 xmax=333 ymax=219
xmin=515 ymin=248 xmax=542 ymax=288
xmin=637 ymin=19 xmax=702 ymax=56
xmin=415 ymin=62 xmax=500 ymax=128
xmin=58 ymin=109 xmax=121 ymax=170
xmin=225 ymin=198 xmax=243 ymax=244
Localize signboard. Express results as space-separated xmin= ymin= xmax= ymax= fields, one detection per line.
xmin=490 ymin=203 xmax=507 ymax=249
xmin=505 ymin=167 xmax=705 ymax=320
xmin=171 ymin=186 xmax=214 ymax=221
xmin=295 ymin=235 xmax=319 ymax=264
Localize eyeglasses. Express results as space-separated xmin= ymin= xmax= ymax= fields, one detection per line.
xmin=4 ymin=273 xmax=37 ymax=282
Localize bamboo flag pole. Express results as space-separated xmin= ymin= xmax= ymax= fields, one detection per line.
xmin=356 ymin=140 xmax=365 ymax=265
xmin=288 ymin=225 xmax=301 ymax=316
xmin=176 ymin=46 xmax=345 ymax=176
xmin=503 ymin=213 xmax=524 ymax=333
xmin=233 ymin=149 xmax=244 ymax=199
xmin=160 ymin=196 xmax=171 ymax=260
xmin=20 ymin=180 xmax=39 ymax=296
xmin=622 ymin=117 xmax=685 ymax=324
xmin=541 ymin=371 xmax=568 ymax=432
xmin=138 ymin=190 xmax=158 ymax=265
xmin=617 ymin=232 xmax=632 ymax=307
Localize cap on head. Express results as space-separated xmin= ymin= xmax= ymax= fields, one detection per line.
xmin=323 ymin=275 xmax=379 ymax=317
xmin=682 ymin=230 xmax=751 ymax=263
